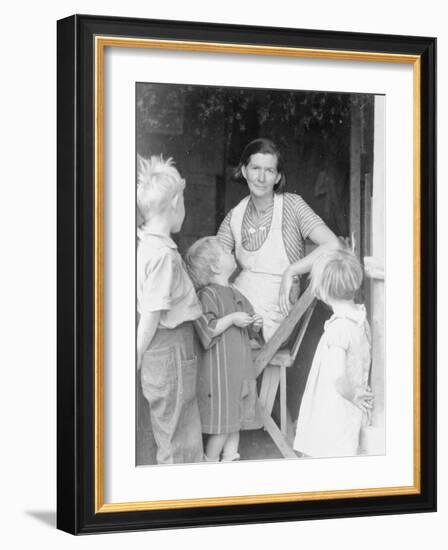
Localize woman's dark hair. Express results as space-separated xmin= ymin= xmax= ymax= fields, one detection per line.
xmin=233 ymin=138 xmax=287 ymax=193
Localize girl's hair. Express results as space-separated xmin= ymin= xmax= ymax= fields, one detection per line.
xmin=233 ymin=138 xmax=287 ymax=193
xmin=310 ymin=248 xmax=363 ymax=303
xmin=184 ymin=236 xmax=223 ymax=289
xmin=136 ymin=154 xmax=185 ymax=221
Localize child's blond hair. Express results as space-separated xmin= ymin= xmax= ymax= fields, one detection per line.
xmin=184 ymin=237 xmax=223 ymax=290
xmin=310 ymin=248 xmax=363 ymax=304
xmin=137 ymin=155 xmax=185 ymax=221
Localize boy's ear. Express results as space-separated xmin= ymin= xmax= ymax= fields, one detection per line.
xmin=171 ymin=192 xmax=180 ymax=210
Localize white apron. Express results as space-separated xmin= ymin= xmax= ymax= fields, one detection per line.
xmin=231 ymin=194 xmax=290 ymax=341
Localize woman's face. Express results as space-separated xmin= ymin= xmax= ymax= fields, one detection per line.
xmin=242 ymin=153 xmax=281 ymax=199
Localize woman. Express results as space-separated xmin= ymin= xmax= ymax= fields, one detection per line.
xmin=217 ymin=138 xmax=340 ymax=340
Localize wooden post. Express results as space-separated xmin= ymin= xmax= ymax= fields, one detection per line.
xmin=362 ymin=95 xmax=386 ymax=455
xmin=257 ymin=399 xmax=297 ymax=459
xmin=350 ymin=102 xmax=362 ymax=257
xmin=280 ymin=367 xmax=287 ymax=435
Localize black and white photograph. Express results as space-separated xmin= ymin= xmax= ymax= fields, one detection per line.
xmin=0 ymin=0 xmax=441 ymax=544
xmin=135 ymin=82 xmax=385 ymax=466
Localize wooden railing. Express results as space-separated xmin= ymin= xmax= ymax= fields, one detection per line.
xmin=252 ymin=285 xmax=317 ymax=458
xmin=254 ymin=285 xmax=316 ymax=378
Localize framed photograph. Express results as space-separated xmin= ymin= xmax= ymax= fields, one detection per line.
xmin=57 ymin=14 xmax=436 ymax=534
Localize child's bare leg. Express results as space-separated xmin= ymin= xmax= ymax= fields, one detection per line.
xmin=222 ymin=431 xmax=240 ymax=461
xmin=205 ymin=434 xmax=228 ymax=461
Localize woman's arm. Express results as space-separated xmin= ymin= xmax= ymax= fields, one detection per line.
xmin=290 ymin=224 xmax=341 ymax=274
xmin=279 ymin=224 xmax=340 ymax=314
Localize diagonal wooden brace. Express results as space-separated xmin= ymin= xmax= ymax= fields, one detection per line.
xmin=254 ymin=286 xmax=315 ymax=378
xmin=257 ymin=398 xmax=297 ymax=459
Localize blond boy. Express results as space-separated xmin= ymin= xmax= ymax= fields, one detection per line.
xmin=137 ymin=155 xmax=203 ymax=464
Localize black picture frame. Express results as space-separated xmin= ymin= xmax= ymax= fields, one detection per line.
xmin=57 ymin=14 xmax=436 ymax=535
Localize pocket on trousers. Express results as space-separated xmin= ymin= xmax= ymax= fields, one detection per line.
xmin=180 ymin=357 xmax=198 ymax=405
xmin=141 ymin=347 xmax=176 ymax=392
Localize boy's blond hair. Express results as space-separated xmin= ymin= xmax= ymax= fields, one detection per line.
xmin=137 ymin=155 xmax=185 ymax=221
xmin=310 ymin=248 xmax=363 ymax=304
xmin=184 ymin=236 xmax=223 ymax=290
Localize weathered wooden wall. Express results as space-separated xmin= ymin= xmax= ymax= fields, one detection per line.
xmin=137 ymin=85 xmax=354 ymax=252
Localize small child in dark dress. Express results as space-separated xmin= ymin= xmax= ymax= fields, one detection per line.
xmin=185 ymin=237 xmax=263 ymax=462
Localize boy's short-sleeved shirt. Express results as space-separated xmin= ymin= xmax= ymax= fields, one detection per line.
xmin=137 ymin=231 xmax=201 ymax=328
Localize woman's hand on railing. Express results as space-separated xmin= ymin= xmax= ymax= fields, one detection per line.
xmin=279 ymin=267 xmax=294 ymax=316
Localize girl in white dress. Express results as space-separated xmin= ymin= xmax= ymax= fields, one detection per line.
xmin=294 ymin=249 xmax=374 ymax=458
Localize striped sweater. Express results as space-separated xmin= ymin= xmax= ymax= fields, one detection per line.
xmin=217 ymin=193 xmax=324 ymax=264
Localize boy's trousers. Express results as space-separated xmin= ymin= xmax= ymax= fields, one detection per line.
xmin=140 ymin=322 xmax=203 ymax=464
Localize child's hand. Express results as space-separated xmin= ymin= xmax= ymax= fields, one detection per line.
xmin=232 ymin=312 xmax=253 ymax=328
xmin=352 ymin=386 xmax=374 ymax=414
xmin=251 ymin=314 xmax=263 ymax=331
xmin=364 ymin=256 xmax=385 ymax=280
